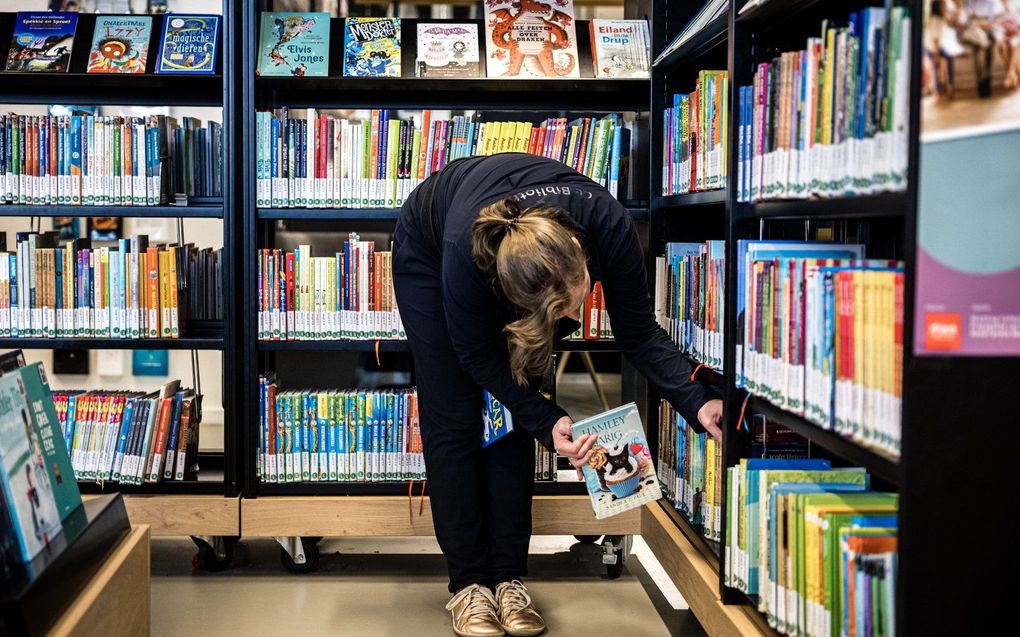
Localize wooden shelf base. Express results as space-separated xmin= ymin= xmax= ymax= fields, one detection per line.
xmin=641 ymin=501 xmax=775 ymax=637
xmin=83 ymin=495 xmax=240 ymax=537
xmin=242 ymin=495 xmax=639 ymax=537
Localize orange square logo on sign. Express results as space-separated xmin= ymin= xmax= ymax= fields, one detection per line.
xmin=925 ymin=312 xmax=962 ymax=350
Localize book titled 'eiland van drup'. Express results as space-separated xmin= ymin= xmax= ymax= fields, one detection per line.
xmin=5 ymin=12 xmax=78 ymax=73
xmin=156 ymin=14 xmax=220 ymax=74
xmin=573 ymin=402 xmax=661 ymax=519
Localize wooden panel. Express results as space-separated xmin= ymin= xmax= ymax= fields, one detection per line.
xmin=46 ymin=526 xmax=151 ymax=637
xmin=243 ymin=495 xmax=639 ymax=537
xmin=641 ymin=502 xmax=773 ymax=637
xmin=84 ymin=495 xmax=240 ymax=536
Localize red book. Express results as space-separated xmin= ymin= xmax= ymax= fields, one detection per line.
xmin=147 ymin=397 xmax=173 ymax=482
xmin=373 ymin=252 xmax=382 ymax=313
xmin=584 ymin=282 xmax=603 ymax=340
xmin=893 ymin=272 xmax=904 ymax=400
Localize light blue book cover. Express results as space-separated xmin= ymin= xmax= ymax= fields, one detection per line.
xmin=257 ymin=12 xmax=330 ymax=77
xmin=573 ymin=402 xmax=660 ymax=520
xmin=482 ymin=389 xmax=513 ymax=448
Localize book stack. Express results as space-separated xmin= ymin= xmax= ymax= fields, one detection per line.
xmin=0 ymin=112 xmax=222 ymax=206
xmin=656 ymin=400 xmax=722 ymax=541
xmin=53 ymin=381 xmax=201 ymax=485
xmin=257 ymin=234 xmax=403 ymax=342
xmin=0 ymin=233 xmax=223 ymax=339
xmin=255 ymin=109 xmax=631 ymax=209
xmin=654 ymin=241 xmax=725 ymax=370
xmin=257 ymin=379 xmax=422 ymax=483
xmin=725 ymin=459 xmax=897 ymax=637
xmin=737 ymin=240 xmax=903 ymax=456
xmin=736 ymin=7 xmax=911 ymax=202
xmin=565 ymin=281 xmax=614 ymax=341
xmin=661 ymin=71 xmax=729 ymax=195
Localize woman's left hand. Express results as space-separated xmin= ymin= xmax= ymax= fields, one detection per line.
xmin=698 ymin=399 xmax=724 ymax=442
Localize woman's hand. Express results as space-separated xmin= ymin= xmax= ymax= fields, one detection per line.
xmin=552 ymin=416 xmax=597 ymax=479
xmin=698 ymin=399 xmax=724 ymax=442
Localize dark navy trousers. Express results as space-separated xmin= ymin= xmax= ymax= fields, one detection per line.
xmin=393 ymin=218 xmax=536 ymax=593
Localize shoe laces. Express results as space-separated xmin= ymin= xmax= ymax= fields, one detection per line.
xmin=446 ymin=584 xmax=498 ymax=622
xmin=496 ymin=580 xmax=533 ymax=614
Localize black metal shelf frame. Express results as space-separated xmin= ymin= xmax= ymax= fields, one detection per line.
xmin=0 ymin=204 xmax=225 ymax=219
xmin=0 ymin=338 xmax=224 ymax=351
xmin=258 ymin=207 xmax=650 ymax=222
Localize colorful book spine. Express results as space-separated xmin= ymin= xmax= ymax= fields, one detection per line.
xmin=656 ymin=400 xmax=723 ymax=541
xmin=654 ymin=241 xmax=726 ymax=370
xmin=661 ymin=70 xmax=729 ymax=196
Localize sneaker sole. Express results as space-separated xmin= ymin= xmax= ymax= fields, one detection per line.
xmin=452 ymin=628 xmax=505 ymax=637
xmin=504 ymin=627 xmax=545 ymax=637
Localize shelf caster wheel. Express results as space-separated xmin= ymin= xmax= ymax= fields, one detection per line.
xmin=191 ymin=535 xmax=236 ymax=572
xmin=309 ymin=536 xmax=324 ymax=545
xmin=574 ymin=535 xmax=601 ymax=544
xmin=601 ymin=535 xmax=632 ymax=580
xmin=276 ymin=536 xmax=320 ymax=574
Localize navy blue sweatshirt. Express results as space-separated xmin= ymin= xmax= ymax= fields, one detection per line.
xmin=401 ymin=153 xmax=711 ymax=449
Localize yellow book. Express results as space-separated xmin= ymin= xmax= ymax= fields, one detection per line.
xmin=705 ymin=437 xmax=716 ymax=540
xmin=159 ymin=250 xmax=171 ymax=338
xmin=822 ymin=27 xmax=836 ymax=146
xmin=167 ymin=246 xmax=179 ymax=338
xmin=519 ymin=122 xmax=533 ymax=153
xmin=852 ymin=269 xmax=865 ymax=438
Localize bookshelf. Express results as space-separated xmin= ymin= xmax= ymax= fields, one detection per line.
xmin=0 ymin=3 xmax=242 ymax=551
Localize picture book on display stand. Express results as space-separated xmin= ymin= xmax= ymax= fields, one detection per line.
xmin=4 ymin=12 xmax=78 ymax=73
xmin=416 ymin=22 xmax=481 ymax=78
xmin=156 ymin=14 xmax=220 ymax=74
xmin=257 ymin=12 xmax=330 ymax=77
xmin=484 ymin=0 xmax=580 ymax=79
xmin=343 ymin=17 xmax=401 ymax=78
xmin=87 ymin=15 xmax=153 ymax=74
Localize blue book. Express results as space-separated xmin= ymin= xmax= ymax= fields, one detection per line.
xmin=113 ymin=398 xmax=136 ymax=481
xmin=343 ymin=18 xmax=401 ymax=78
xmin=257 ymin=12 xmax=330 ymax=77
xmin=481 ymin=389 xmax=514 ymax=448
xmin=5 ymin=12 xmax=78 ymax=73
xmin=156 ymin=14 xmax=219 ymax=74
xmin=8 ymin=254 xmax=16 ymax=338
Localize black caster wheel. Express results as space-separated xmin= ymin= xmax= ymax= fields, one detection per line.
xmin=574 ymin=535 xmax=601 ymax=544
xmin=606 ymin=550 xmax=625 ymax=579
xmin=309 ymin=536 xmax=324 ymax=544
xmin=191 ymin=537 xmax=234 ymax=572
xmin=280 ymin=538 xmax=320 ymax=574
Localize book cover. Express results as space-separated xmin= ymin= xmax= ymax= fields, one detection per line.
xmin=481 ymin=389 xmax=513 ymax=448
xmin=574 ymin=402 xmax=660 ymax=520
xmin=343 ymin=17 xmax=401 ymax=78
xmin=589 ymin=19 xmax=649 ymax=79
xmin=416 ymin=22 xmax=480 ymax=78
xmin=257 ymin=12 xmax=330 ymax=77
xmin=484 ymin=0 xmax=579 ymax=79
xmin=0 ymin=371 xmax=62 ymax=562
xmin=87 ymin=15 xmax=153 ymax=74
xmin=5 ymin=12 xmax=78 ymax=73
xmin=156 ymin=14 xmax=219 ymax=74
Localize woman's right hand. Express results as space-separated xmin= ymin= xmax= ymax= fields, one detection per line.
xmin=552 ymin=416 xmax=597 ymax=479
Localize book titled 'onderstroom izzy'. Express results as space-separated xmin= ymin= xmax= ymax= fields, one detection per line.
xmin=156 ymin=14 xmax=220 ymax=74
xmin=573 ymin=402 xmax=661 ymax=519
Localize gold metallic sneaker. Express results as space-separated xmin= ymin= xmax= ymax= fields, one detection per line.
xmin=495 ymin=580 xmax=546 ymax=637
xmin=445 ymin=584 xmax=505 ymax=637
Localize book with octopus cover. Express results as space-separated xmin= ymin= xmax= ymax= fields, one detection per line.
xmin=483 ymin=0 xmax=580 ymax=79
xmin=573 ymin=402 xmax=661 ymax=520
xmin=257 ymin=12 xmax=330 ymax=77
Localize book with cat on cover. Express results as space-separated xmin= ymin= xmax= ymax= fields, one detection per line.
xmin=343 ymin=17 xmax=401 ymax=78
xmin=156 ymin=14 xmax=219 ymax=74
xmin=5 ymin=12 xmax=78 ymax=73
xmin=87 ymin=15 xmax=153 ymax=74
xmin=484 ymin=0 xmax=580 ymax=79
xmin=416 ymin=22 xmax=480 ymax=78
xmin=573 ymin=402 xmax=661 ymax=520
xmin=257 ymin=12 xmax=330 ymax=77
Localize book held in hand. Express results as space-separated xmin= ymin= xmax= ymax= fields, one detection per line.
xmin=482 ymin=389 xmax=514 ymax=448
xmin=484 ymin=0 xmax=580 ymax=79
xmin=257 ymin=12 xmax=330 ymax=77
xmin=87 ymin=15 xmax=153 ymax=74
xmin=416 ymin=22 xmax=481 ymax=78
xmin=5 ymin=12 xmax=78 ymax=73
xmin=574 ymin=402 xmax=661 ymax=520
xmin=343 ymin=17 xmax=401 ymax=78
xmin=156 ymin=14 xmax=220 ymax=74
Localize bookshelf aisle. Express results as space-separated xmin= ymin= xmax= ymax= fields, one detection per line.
xmin=0 ymin=3 xmax=242 ymax=570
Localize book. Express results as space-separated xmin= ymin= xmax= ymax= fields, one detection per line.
xmin=656 ymin=241 xmax=726 ymax=369
xmin=484 ymin=0 xmax=580 ymax=79
xmin=661 ymin=71 xmax=729 ymax=195
xmin=87 ymin=15 xmax=153 ymax=74
xmin=0 ymin=370 xmax=62 ymax=562
xmin=156 ymin=14 xmax=220 ymax=74
xmin=343 ymin=17 xmax=401 ymax=78
xmin=657 ymin=400 xmax=724 ymax=538
xmin=416 ymin=22 xmax=480 ymax=78
xmin=482 ymin=389 xmax=513 ymax=448
xmin=257 ymin=12 xmax=330 ymax=78
xmin=574 ymin=402 xmax=660 ymax=520
xmin=589 ymin=19 xmax=650 ymax=79
xmin=4 ymin=12 xmax=78 ymax=73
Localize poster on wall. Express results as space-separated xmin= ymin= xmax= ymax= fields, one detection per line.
xmin=915 ymin=0 xmax=1020 ymax=355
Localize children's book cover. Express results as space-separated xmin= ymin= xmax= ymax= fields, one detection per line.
xmin=87 ymin=15 xmax=153 ymax=74
xmin=156 ymin=14 xmax=219 ymax=74
xmin=574 ymin=402 xmax=660 ymax=520
xmin=484 ymin=0 xmax=580 ymax=79
xmin=416 ymin=22 xmax=480 ymax=78
xmin=589 ymin=19 xmax=649 ymax=78
xmin=0 ymin=372 xmax=62 ymax=562
xmin=482 ymin=389 xmax=513 ymax=447
xmin=343 ymin=17 xmax=401 ymax=78
xmin=5 ymin=12 xmax=78 ymax=73
xmin=257 ymin=12 xmax=330 ymax=77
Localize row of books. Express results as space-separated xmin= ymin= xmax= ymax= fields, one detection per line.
xmin=656 ymin=400 xmax=722 ymax=542
xmin=257 ymin=8 xmax=649 ymax=80
xmin=661 ymin=71 xmax=729 ymax=195
xmin=725 ymin=459 xmax=897 ymax=637
xmin=737 ymin=241 xmax=903 ymax=456
xmin=654 ymin=241 xmax=725 ymax=371
xmin=566 ymin=281 xmax=614 ymax=341
xmin=736 ymin=6 xmax=911 ymax=202
xmin=257 ymin=235 xmax=403 ymax=342
xmin=255 ymin=108 xmax=630 ymax=209
xmin=0 ymin=112 xmax=222 ymax=207
xmin=4 ymin=12 xmax=218 ymax=75
xmin=0 ymin=232 xmax=223 ymax=339
xmin=53 ymin=381 xmax=201 ymax=485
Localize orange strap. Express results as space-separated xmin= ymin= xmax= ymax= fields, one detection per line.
xmin=375 ymin=340 xmax=382 ymax=367
xmin=419 ymin=480 xmax=427 ymax=516
xmin=690 ymin=363 xmax=707 ymax=382
xmin=408 ymin=479 xmax=415 ymax=523
xmin=736 ymin=393 xmax=751 ymax=432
